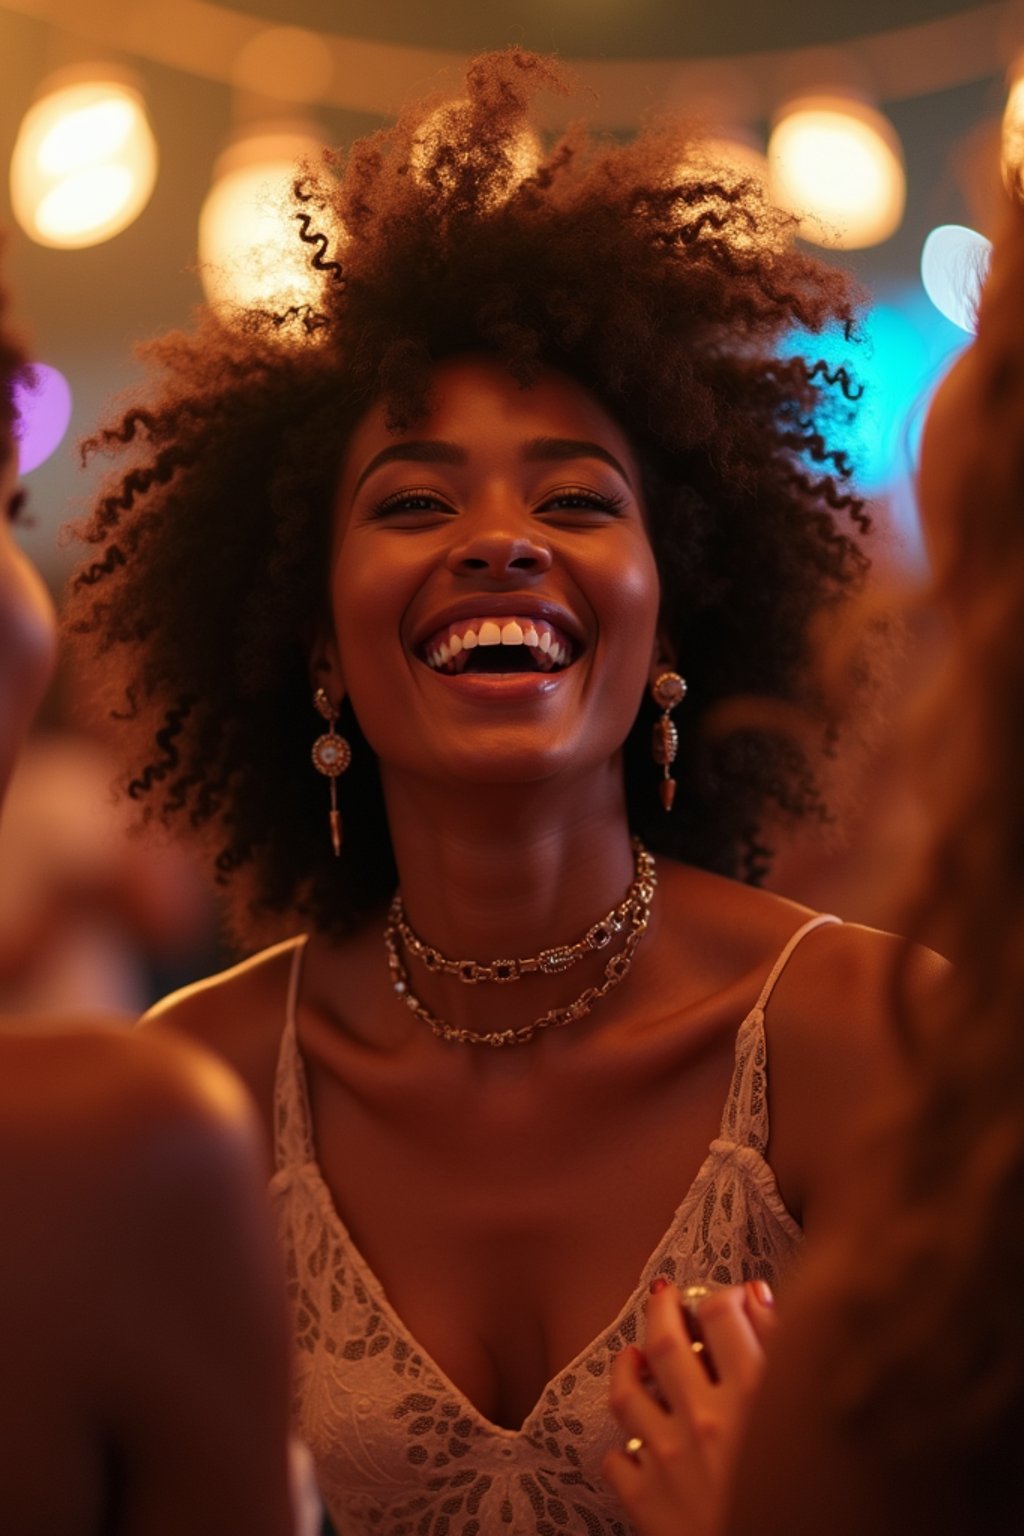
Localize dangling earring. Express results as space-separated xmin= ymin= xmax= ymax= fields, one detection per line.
xmin=650 ymin=672 xmax=687 ymax=812
xmin=311 ymin=688 xmax=352 ymax=857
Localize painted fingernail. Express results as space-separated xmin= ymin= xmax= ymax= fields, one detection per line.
xmin=649 ymin=1276 xmax=670 ymax=1295
xmin=747 ymin=1279 xmax=774 ymax=1307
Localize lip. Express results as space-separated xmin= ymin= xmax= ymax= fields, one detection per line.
xmin=422 ymin=670 xmax=566 ymax=701
xmin=409 ymin=594 xmax=587 ymax=654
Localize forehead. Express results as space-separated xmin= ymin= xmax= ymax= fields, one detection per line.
xmin=338 ymin=355 xmax=640 ymax=487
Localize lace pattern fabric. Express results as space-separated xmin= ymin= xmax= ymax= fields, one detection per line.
xmin=270 ymin=914 xmax=837 ymax=1535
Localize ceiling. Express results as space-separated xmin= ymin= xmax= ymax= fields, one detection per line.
xmin=0 ymin=0 xmax=1017 ymax=574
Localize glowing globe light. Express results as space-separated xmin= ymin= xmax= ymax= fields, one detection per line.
xmin=12 ymin=363 xmax=73 ymax=474
xmin=768 ymin=97 xmax=905 ymax=250
xmin=921 ymin=225 xmax=991 ymax=334
xmin=198 ymin=129 xmax=336 ymax=318
xmin=10 ymin=76 xmax=157 ymax=249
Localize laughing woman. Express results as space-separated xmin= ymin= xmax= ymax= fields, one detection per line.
xmin=65 ymin=50 xmax=941 ymax=1536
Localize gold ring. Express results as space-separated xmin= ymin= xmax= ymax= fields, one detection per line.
xmin=625 ymin=1436 xmax=644 ymax=1457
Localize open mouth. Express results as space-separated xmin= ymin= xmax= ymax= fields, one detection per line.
xmin=418 ymin=615 xmax=578 ymax=675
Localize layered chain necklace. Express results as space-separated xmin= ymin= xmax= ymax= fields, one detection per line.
xmin=383 ymin=839 xmax=657 ymax=1047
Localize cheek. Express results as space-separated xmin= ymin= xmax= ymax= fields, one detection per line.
xmin=593 ymin=537 xmax=661 ymax=658
xmin=328 ymin=536 xmax=417 ymax=697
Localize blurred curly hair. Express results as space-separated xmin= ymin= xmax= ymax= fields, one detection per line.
xmin=821 ymin=199 xmax=1024 ymax=1522
xmin=0 ymin=245 xmax=28 ymax=465
xmin=64 ymin=48 xmax=871 ymax=946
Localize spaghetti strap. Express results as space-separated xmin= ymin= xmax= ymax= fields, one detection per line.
xmin=719 ymin=912 xmax=841 ymax=1153
xmin=273 ymin=935 xmax=314 ymax=1173
xmin=754 ymin=911 xmax=841 ymax=1014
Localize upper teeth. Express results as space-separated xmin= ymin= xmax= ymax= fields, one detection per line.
xmin=422 ymin=615 xmax=575 ymax=672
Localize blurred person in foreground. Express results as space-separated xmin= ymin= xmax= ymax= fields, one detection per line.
xmin=0 ymin=260 xmax=296 ymax=1534
xmin=604 ymin=197 xmax=1024 ymax=1536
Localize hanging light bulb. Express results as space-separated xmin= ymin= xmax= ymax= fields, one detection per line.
xmin=10 ymin=71 xmax=157 ymax=249
xmin=768 ymin=96 xmax=905 ymax=250
xmin=197 ymin=127 xmax=336 ymax=318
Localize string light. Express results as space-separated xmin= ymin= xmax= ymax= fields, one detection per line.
xmin=768 ymin=96 xmax=905 ymax=250
xmin=10 ymin=73 xmax=157 ymax=249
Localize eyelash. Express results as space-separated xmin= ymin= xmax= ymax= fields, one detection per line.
xmin=370 ymin=485 xmax=627 ymax=519
xmin=542 ymin=486 xmax=626 ymax=516
xmin=373 ymin=487 xmax=453 ymax=517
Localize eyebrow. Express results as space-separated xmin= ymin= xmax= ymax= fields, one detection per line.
xmin=352 ymin=440 xmax=467 ymax=494
xmin=352 ymin=435 xmax=635 ymax=494
xmin=522 ymin=437 xmax=634 ymax=487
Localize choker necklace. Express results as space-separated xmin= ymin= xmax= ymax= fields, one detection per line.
xmin=388 ymin=839 xmax=655 ymax=983
xmin=383 ymin=840 xmax=657 ymax=1047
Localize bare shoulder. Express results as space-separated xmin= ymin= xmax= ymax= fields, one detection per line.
xmin=141 ymin=935 xmax=304 ymax=1133
xmin=762 ymin=918 xmax=949 ymax=1229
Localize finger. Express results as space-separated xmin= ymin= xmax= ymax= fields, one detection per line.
xmin=601 ymin=1444 xmax=644 ymax=1504
xmin=692 ymin=1287 xmax=766 ymax=1395
xmin=742 ymin=1278 xmax=778 ymax=1351
xmin=608 ymin=1345 xmax=672 ymax=1443
xmin=643 ymin=1283 xmax=720 ymax=1412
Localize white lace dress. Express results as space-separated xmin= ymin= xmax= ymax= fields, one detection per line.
xmin=269 ymin=914 xmax=838 ymax=1536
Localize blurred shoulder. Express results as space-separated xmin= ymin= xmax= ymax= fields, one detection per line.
xmin=0 ymin=1024 xmax=262 ymax=1180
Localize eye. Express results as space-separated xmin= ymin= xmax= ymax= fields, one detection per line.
xmin=537 ymin=485 xmax=627 ymax=522
xmin=369 ymin=487 xmax=457 ymax=526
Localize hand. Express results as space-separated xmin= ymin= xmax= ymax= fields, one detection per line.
xmin=603 ymin=1279 xmax=776 ymax=1536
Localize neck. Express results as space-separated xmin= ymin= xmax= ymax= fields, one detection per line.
xmin=383 ymin=766 xmax=637 ymax=952
xmin=377 ymin=767 xmax=646 ymax=1042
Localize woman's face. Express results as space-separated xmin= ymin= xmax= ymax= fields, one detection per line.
xmin=318 ymin=355 xmax=662 ymax=790
xmin=0 ymin=442 xmax=57 ymax=800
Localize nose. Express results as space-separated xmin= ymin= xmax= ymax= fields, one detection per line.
xmin=446 ymin=524 xmax=553 ymax=579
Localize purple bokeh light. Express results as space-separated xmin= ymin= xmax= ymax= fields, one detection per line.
xmin=12 ymin=362 xmax=72 ymax=474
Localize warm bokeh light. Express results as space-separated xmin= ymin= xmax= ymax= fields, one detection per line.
xmin=410 ymin=99 xmax=541 ymax=205
xmin=10 ymin=76 xmax=157 ymax=249
xmin=921 ymin=224 xmax=991 ymax=334
xmin=768 ymin=97 xmax=905 ymax=250
xmin=198 ymin=129 xmax=337 ymax=319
